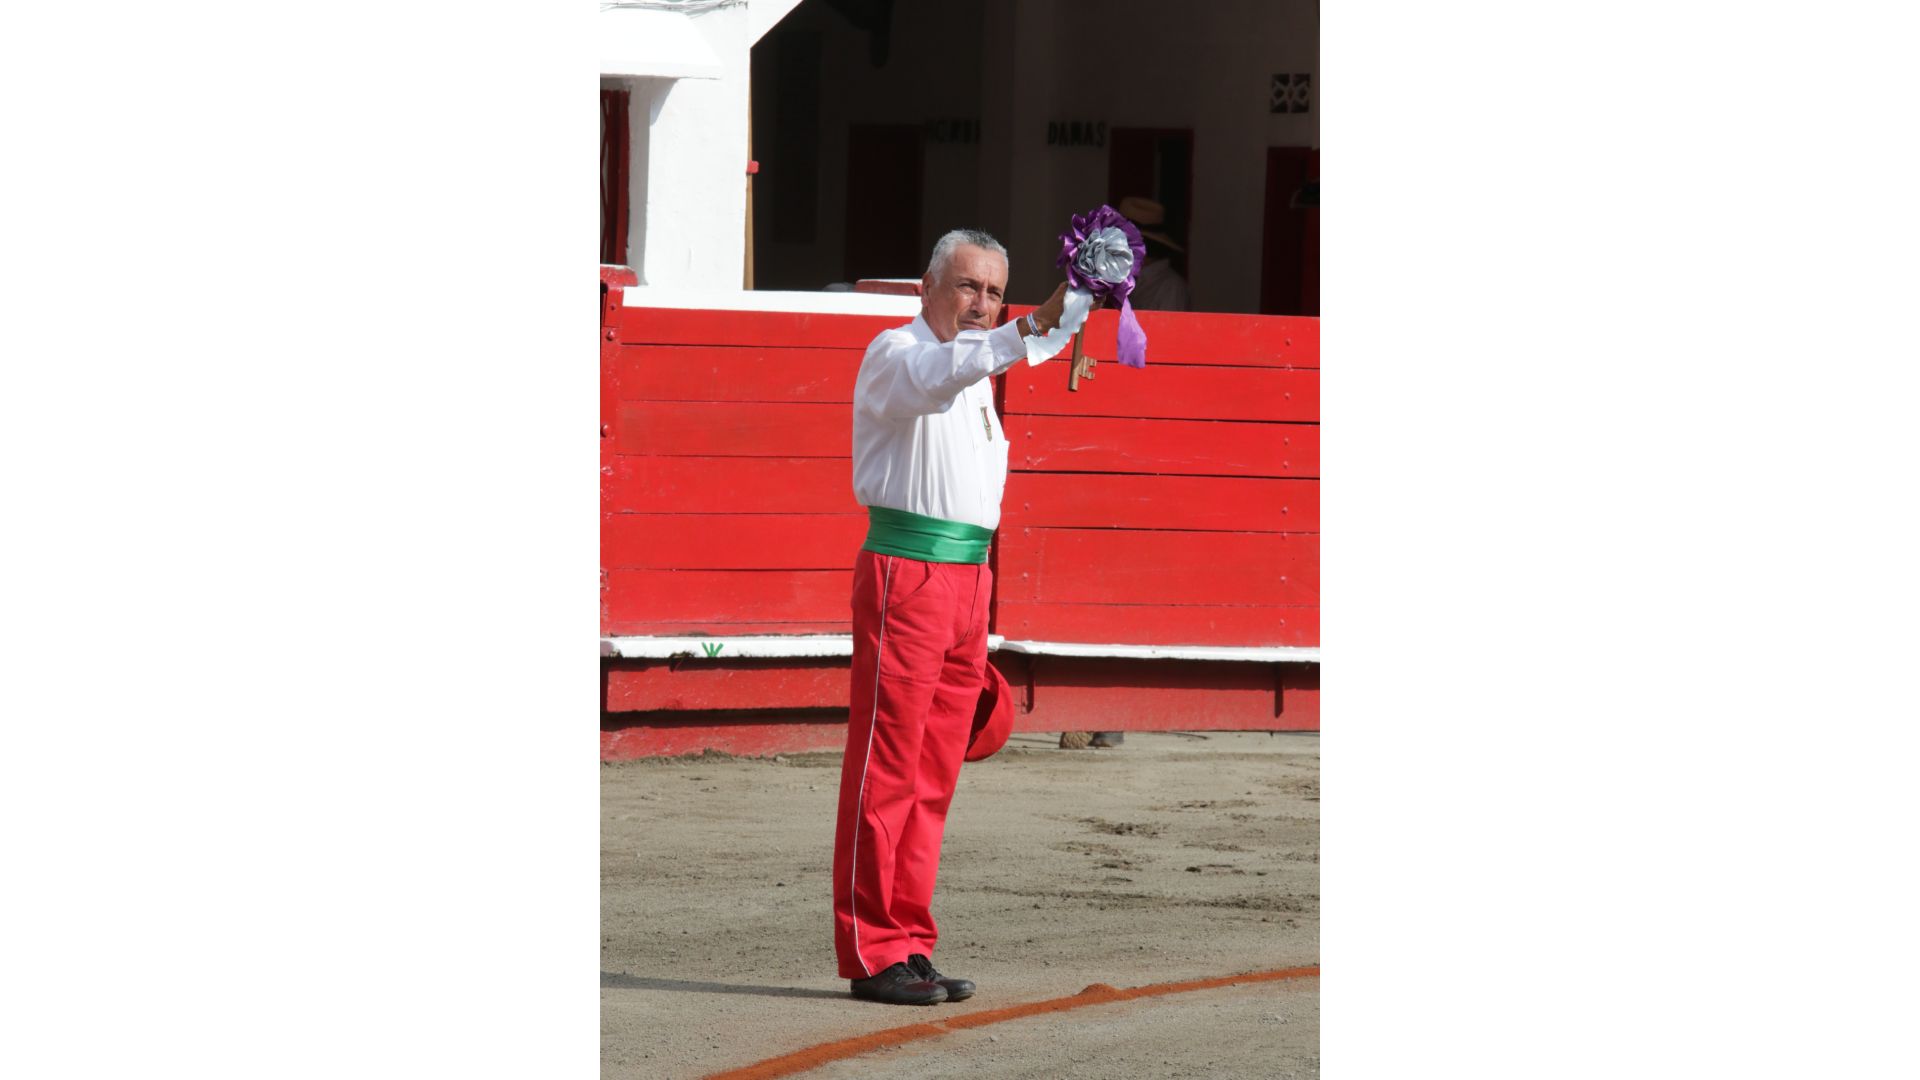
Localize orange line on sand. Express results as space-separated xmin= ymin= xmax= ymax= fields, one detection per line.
xmin=704 ymin=965 xmax=1320 ymax=1080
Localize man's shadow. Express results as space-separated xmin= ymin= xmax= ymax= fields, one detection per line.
xmin=601 ymin=971 xmax=845 ymax=1000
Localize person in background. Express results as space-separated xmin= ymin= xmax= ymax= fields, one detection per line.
xmin=1118 ymin=194 xmax=1190 ymax=313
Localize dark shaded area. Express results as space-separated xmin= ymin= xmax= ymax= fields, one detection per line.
xmin=820 ymin=0 xmax=895 ymax=66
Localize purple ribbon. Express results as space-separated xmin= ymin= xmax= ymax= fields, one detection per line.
xmin=1055 ymin=204 xmax=1148 ymax=368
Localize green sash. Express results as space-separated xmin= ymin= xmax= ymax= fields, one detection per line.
xmin=861 ymin=505 xmax=993 ymax=564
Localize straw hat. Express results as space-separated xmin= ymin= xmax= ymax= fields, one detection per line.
xmin=1116 ymin=195 xmax=1185 ymax=253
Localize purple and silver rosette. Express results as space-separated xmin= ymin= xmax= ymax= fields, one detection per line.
xmin=1055 ymin=204 xmax=1149 ymax=368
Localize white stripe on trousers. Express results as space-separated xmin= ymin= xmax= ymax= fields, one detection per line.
xmin=846 ymin=555 xmax=892 ymax=977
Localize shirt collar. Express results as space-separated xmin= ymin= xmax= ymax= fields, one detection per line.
xmin=910 ymin=313 xmax=1003 ymax=342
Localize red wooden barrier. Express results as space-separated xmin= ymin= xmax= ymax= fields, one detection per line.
xmin=997 ymin=304 xmax=1319 ymax=650
xmin=602 ymin=299 xmax=873 ymax=637
xmin=598 ymin=654 xmax=1318 ymax=759
xmin=601 ymin=277 xmax=1319 ymax=758
xmin=606 ymin=659 xmax=849 ymax=712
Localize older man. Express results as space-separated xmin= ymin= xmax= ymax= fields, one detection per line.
xmin=832 ymin=230 xmax=1071 ymax=1005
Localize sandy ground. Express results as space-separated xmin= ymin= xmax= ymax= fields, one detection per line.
xmin=602 ymin=730 xmax=1319 ymax=1079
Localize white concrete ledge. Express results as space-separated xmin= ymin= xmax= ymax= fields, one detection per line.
xmin=602 ymin=635 xmax=853 ymax=659
xmin=621 ymin=286 xmax=919 ymax=316
xmin=992 ymin=640 xmax=1319 ymax=663
xmin=600 ymin=8 xmax=724 ymax=80
xmin=601 ymin=635 xmax=1319 ymax=663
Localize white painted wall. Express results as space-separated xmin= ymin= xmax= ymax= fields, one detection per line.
xmin=603 ymin=0 xmax=807 ymax=288
xmin=627 ymin=4 xmax=751 ymax=288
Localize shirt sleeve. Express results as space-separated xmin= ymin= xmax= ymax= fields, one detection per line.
xmin=857 ymin=320 xmax=1031 ymax=419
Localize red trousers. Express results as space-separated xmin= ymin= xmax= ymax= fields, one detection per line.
xmin=832 ymin=550 xmax=992 ymax=979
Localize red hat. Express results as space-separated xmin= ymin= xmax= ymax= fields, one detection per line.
xmin=965 ymin=660 xmax=1015 ymax=762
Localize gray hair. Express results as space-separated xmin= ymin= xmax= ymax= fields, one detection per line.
xmin=925 ymin=229 xmax=1009 ymax=280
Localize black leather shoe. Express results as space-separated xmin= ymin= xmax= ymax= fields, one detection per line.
xmin=907 ymin=953 xmax=975 ymax=1002
xmin=849 ymin=962 xmax=947 ymax=1005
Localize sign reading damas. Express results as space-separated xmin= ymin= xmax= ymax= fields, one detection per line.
xmin=1047 ymin=120 xmax=1106 ymax=148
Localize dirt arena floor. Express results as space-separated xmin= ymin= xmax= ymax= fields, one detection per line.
xmin=601 ymin=730 xmax=1320 ymax=1079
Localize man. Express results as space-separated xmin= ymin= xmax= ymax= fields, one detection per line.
xmin=1118 ymin=194 xmax=1191 ymax=314
xmin=832 ymin=230 xmax=1071 ymax=1005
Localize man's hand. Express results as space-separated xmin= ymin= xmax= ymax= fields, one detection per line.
xmin=1031 ymin=283 xmax=1068 ymax=335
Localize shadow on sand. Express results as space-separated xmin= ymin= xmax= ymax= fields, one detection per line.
xmin=600 ymin=971 xmax=846 ymax=1001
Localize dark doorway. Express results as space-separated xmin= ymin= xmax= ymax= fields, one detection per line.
xmin=843 ymin=124 xmax=924 ymax=281
xmin=1260 ymin=147 xmax=1319 ymax=316
xmin=601 ymin=89 xmax=630 ymax=266
xmin=1108 ymin=128 xmax=1193 ymax=280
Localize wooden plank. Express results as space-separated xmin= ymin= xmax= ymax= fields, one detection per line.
xmin=987 ymin=656 xmax=1314 ymax=732
xmin=613 ymin=401 xmax=849 ymax=458
xmin=1002 ymin=474 xmax=1318 ymax=532
xmin=598 ymin=658 xmax=1316 ymax=757
xmin=1005 ymin=306 xmax=1318 ymax=368
xmin=1277 ymin=663 xmax=1321 ymax=729
xmin=601 ymin=331 xmax=621 ymax=634
xmin=604 ymin=660 xmax=850 ymax=712
xmin=605 ymin=456 xmax=856 ymax=515
xmin=604 ymin=569 xmax=852 ymax=626
xmin=603 ymin=618 xmax=853 ymax=637
xmin=618 ymin=306 xmax=907 ymax=349
xmin=1002 ymin=361 xmax=1318 ymax=423
xmin=994 ymin=602 xmax=1318 ymax=648
xmin=1010 ymin=696 xmax=1316 ymax=732
xmin=998 ymin=528 xmax=1317 ymax=606
xmin=601 ymin=340 xmax=621 ymax=432
xmin=618 ymin=305 xmax=1314 ymax=365
xmin=601 ymin=717 xmax=849 ymax=759
xmin=1010 ymin=415 xmax=1318 ymax=478
xmin=603 ymin=513 xmax=865 ymax=570
xmin=615 ymin=345 xmax=864 ymax=403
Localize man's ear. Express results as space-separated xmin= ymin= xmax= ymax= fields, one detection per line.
xmin=921 ymin=272 xmax=935 ymax=295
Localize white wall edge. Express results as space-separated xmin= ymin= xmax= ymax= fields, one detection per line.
xmin=621 ymin=286 xmax=920 ymax=316
xmin=601 ymin=7 xmax=724 ymax=80
xmin=602 ymin=635 xmax=854 ymax=659
xmin=601 ymin=635 xmax=1319 ymax=663
xmin=993 ymin=640 xmax=1320 ymax=663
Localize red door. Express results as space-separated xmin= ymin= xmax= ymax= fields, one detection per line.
xmin=601 ymin=89 xmax=630 ymax=267
xmin=1260 ymin=147 xmax=1319 ymax=316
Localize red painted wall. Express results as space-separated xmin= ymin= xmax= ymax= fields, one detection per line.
xmin=602 ymin=302 xmax=890 ymax=636
xmin=601 ymin=276 xmax=1319 ymax=758
xmin=996 ymin=304 xmax=1318 ymax=647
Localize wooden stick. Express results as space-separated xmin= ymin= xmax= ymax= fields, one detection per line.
xmin=1068 ymin=331 xmax=1087 ymax=392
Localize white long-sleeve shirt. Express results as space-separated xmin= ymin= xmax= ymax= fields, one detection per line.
xmin=852 ymin=314 xmax=1066 ymax=531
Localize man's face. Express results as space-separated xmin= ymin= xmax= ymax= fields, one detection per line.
xmin=920 ymin=244 xmax=1008 ymax=343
